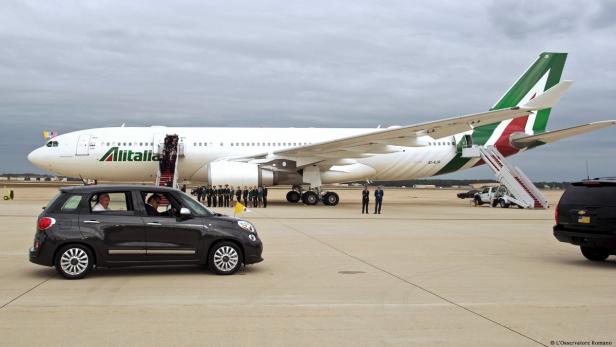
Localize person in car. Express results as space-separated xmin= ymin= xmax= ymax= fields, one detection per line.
xmin=145 ymin=195 xmax=160 ymax=216
xmin=92 ymin=193 xmax=110 ymax=211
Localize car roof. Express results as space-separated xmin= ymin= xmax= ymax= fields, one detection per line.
xmin=60 ymin=184 xmax=180 ymax=194
xmin=572 ymin=177 xmax=616 ymax=186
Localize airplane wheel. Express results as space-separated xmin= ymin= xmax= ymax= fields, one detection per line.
xmin=286 ymin=191 xmax=301 ymax=203
xmin=322 ymin=192 xmax=339 ymax=206
xmin=302 ymin=191 xmax=319 ymax=205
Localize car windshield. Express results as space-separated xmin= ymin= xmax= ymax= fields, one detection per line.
xmin=177 ymin=191 xmax=213 ymax=216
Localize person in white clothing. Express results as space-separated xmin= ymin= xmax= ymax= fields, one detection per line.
xmin=92 ymin=193 xmax=110 ymax=211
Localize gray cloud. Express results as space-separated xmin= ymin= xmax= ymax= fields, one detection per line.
xmin=0 ymin=0 xmax=615 ymax=180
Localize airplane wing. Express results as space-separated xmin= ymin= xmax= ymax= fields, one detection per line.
xmin=511 ymin=120 xmax=616 ymax=148
xmin=229 ymin=81 xmax=572 ymax=165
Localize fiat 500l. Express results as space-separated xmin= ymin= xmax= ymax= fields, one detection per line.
xmin=29 ymin=185 xmax=263 ymax=279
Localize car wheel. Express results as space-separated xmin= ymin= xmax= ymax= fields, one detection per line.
xmin=580 ymin=246 xmax=610 ymax=262
xmin=54 ymin=244 xmax=93 ymax=279
xmin=499 ymin=199 xmax=508 ymax=208
xmin=302 ymin=191 xmax=319 ymax=205
xmin=473 ymin=197 xmax=481 ymax=206
xmin=209 ymin=242 xmax=243 ymax=275
xmin=286 ymin=191 xmax=301 ymax=203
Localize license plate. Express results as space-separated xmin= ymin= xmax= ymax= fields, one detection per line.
xmin=578 ymin=216 xmax=591 ymax=224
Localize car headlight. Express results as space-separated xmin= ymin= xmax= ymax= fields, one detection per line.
xmin=237 ymin=220 xmax=256 ymax=233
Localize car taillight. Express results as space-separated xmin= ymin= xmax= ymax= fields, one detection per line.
xmin=555 ymin=201 xmax=559 ymax=224
xmin=38 ymin=217 xmax=56 ymax=231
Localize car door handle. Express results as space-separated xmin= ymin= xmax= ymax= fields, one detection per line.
xmin=83 ymin=220 xmax=100 ymax=224
xmin=147 ymin=222 xmax=162 ymax=226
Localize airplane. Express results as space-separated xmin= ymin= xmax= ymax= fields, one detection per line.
xmin=28 ymin=52 xmax=616 ymax=206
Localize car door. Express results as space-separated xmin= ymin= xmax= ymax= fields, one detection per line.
xmin=140 ymin=191 xmax=205 ymax=262
xmin=79 ymin=191 xmax=146 ymax=264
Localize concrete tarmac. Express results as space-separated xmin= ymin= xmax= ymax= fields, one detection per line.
xmin=0 ymin=187 xmax=614 ymax=347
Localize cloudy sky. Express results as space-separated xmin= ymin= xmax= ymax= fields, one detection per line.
xmin=1 ymin=0 xmax=615 ymax=180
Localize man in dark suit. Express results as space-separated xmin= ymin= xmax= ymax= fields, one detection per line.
xmin=374 ymin=186 xmax=384 ymax=214
xmin=145 ymin=195 xmax=160 ymax=216
xmin=361 ymin=186 xmax=370 ymax=214
xmin=206 ymin=185 xmax=212 ymax=207
xmin=263 ymin=187 xmax=268 ymax=208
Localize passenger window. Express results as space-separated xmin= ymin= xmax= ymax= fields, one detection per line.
xmin=61 ymin=195 xmax=83 ymax=211
xmin=89 ymin=192 xmax=134 ymax=214
xmin=141 ymin=191 xmax=183 ymax=217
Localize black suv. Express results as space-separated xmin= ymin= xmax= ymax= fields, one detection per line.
xmin=30 ymin=185 xmax=263 ymax=279
xmin=553 ymin=178 xmax=616 ymax=261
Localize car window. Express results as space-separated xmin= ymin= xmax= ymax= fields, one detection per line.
xmin=89 ymin=192 xmax=134 ymax=214
xmin=561 ymin=186 xmax=616 ymax=206
xmin=61 ymin=195 xmax=83 ymax=211
xmin=140 ymin=191 xmax=182 ymax=217
xmin=177 ymin=191 xmax=212 ymax=216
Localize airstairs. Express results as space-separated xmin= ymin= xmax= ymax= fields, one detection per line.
xmin=463 ymin=145 xmax=548 ymax=209
xmin=155 ymin=135 xmax=182 ymax=203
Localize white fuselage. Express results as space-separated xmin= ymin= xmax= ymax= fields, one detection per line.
xmin=28 ymin=126 xmax=472 ymax=184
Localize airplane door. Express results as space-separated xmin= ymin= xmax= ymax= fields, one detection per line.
xmin=153 ymin=133 xmax=166 ymax=154
xmin=76 ymin=135 xmax=91 ymax=156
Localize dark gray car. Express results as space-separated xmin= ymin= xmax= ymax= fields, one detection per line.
xmin=30 ymin=185 xmax=263 ymax=279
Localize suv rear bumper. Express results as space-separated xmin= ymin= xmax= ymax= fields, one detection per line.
xmin=553 ymin=226 xmax=616 ymax=250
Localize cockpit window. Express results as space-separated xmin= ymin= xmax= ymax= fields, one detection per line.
xmin=46 ymin=141 xmax=59 ymax=147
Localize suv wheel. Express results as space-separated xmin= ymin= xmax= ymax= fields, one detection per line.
xmin=580 ymin=246 xmax=610 ymax=262
xmin=55 ymin=244 xmax=93 ymax=279
xmin=209 ymin=242 xmax=243 ymax=275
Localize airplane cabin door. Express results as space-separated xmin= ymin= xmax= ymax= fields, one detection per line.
xmin=76 ymin=135 xmax=91 ymax=156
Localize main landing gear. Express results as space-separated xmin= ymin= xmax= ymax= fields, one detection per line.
xmin=285 ymin=185 xmax=339 ymax=206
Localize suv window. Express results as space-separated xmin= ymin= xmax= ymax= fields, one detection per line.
xmin=140 ymin=191 xmax=182 ymax=217
xmin=560 ymin=186 xmax=616 ymax=206
xmin=89 ymin=192 xmax=134 ymax=214
xmin=61 ymin=195 xmax=83 ymax=211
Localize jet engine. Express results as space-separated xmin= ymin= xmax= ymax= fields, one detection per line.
xmin=207 ymin=161 xmax=274 ymax=186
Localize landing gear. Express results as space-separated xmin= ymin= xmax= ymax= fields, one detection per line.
xmin=301 ymin=191 xmax=319 ymax=205
xmin=322 ymin=192 xmax=340 ymax=206
xmin=286 ymin=185 xmax=339 ymax=206
xmin=286 ymin=191 xmax=301 ymax=203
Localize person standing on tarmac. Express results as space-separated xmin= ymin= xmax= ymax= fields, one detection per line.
xmin=223 ymin=184 xmax=230 ymax=207
xmin=235 ymin=186 xmax=242 ymax=205
xmin=263 ymin=186 xmax=268 ymax=208
xmin=229 ymin=185 xmax=234 ymax=206
xmin=252 ymin=186 xmax=258 ymax=208
xmin=213 ymin=185 xmax=218 ymax=208
xmin=374 ymin=186 xmax=384 ymax=214
xmin=362 ymin=186 xmax=370 ymax=214
xmin=206 ymin=185 xmax=212 ymax=207
xmin=242 ymin=186 xmax=249 ymax=206
xmin=217 ymin=185 xmax=223 ymax=207
xmin=257 ymin=186 xmax=264 ymax=208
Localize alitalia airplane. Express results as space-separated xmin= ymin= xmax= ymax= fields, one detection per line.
xmin=28 ymin=52 xmax=615 ymax=205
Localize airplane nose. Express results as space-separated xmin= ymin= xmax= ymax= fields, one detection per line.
xmin=27 ymin=148 xmax=45 ymax=168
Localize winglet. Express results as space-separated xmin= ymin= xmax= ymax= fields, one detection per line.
xmin=520 ymin=80 xmax=573 ymax=110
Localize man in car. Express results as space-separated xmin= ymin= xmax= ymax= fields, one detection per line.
xmin=145 ymin=194 xmax=161 ymax=216
xmin=92 ymin=193 xmax=110 ymax=211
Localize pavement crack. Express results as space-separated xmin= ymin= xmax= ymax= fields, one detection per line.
xmin=0 ymin=275 xmax=54 ymax=310
xmin=278 ymin=220 xmax=548 ymax=347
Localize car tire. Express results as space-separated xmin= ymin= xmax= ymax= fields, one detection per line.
xmin=302 ymin=191 xmax=319 ymax=205
xmin=499 ymin=199 xmax=509 ymax=208
xmin=54 ymin=244 xmax=94 ymax=279
xmin=580 ymin=246 xmax=610 ymax=262
xmin=286 ymin=191 xmax=301 ymax=203
xmin=473 ymin=197 xmax=482 ymax=206
xmin=209 ymin=241 xmax=243 ymax=275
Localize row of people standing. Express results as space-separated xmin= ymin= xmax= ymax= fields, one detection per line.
xmin=194 ymin=184 xmax=268 ymax=208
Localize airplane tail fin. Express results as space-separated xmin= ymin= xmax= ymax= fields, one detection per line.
xmin=472 ymin=52 xmax=568 ymax=155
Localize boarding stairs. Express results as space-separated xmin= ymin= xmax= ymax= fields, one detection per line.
xmin=475 ymin=145 xmax=548 ymax=209
xmin=155 ymin=135 xmax=182 ymax=204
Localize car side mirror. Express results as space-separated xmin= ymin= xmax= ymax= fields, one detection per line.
xmin=180 ymin=207 xmax=191 ymax=216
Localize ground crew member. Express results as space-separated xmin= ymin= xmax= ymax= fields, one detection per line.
xmin=362 ymin=186 xmax=370 ymax=214
xmin=374 ymin=186 xmax=384 ymax=214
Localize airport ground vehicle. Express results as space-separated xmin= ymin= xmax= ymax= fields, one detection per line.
xmin=473 ymin=185 xmax=523 ymax=208
xmin=457 ymin=189 xmax=479 ymax=199
xmin=29 ymin=185 xmax=263 ymax=279
xmin=553 ymin=178 xmax=616 ymax=261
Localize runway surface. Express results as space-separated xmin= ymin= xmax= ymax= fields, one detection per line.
xmin=0 ymin=186 xmax=614 ymax=346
